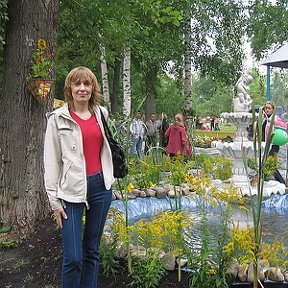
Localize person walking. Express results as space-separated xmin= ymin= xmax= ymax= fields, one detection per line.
xmin=214 ymin=116 xmax=220 ymax=131
xmin=262 ymin=101 xmax=287 ymax=185
xmin=160 ymin=112 xmax=169 ymax=149
xmin=129 ymin=111 xmax=145 ymax=159
xmin=44 ymin=66 xmax=114 ymax=288
xmin=165 ymin=113 xmax=188 ymax=157
xmin=145 ymin=112 xmax=161 ymax=153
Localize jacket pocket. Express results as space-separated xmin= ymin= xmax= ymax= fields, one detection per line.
xmin=61 ymin=160 xmax=72 ymax=186
xmin=61 ymin=161 xmax=84 ymax=195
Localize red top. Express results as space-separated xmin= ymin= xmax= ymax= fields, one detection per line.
xmin=165 ymin=123 xmax=187 ymax=155
xmin=70 ymin=111 xmax=103 ymax=175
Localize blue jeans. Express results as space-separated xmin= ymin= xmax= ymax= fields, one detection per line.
xmin=129 ymin=136 xmax=143 ymax=159
xmin=61 ymin=171 xmax=112 ymax=288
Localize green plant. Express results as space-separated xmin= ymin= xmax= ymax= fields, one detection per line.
xmin=13 ymin=259 xmax=29 ymax=271
xmin=0 ymin=239 xmax=15 ymax=249
xmin=27 ymin=38 xmax=54 ymax=81
xmin=187 ymin=198 xmax=232 ymax=288
xmin=242 ymin=106 xmax=276 ymax=287
xmin=202 ymin=155 xmax=233 ymax=180
xmin=0 ymin=221 xmax=12 ymax=233
xmin=248 ymin=155 xmax=277 ymax=180
xmin=100 ymin=238 xmax=119 ymax=277
xmin=130 ymin=254 xmax=166 ymax=288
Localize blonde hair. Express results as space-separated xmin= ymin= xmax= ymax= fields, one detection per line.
xmin=265 ymin=101 xmax=275 ymax=110
xmin=64 ymin=66 xmax=102 ymax=111
xmin=175 ymin=113 xmax=183 ymax=122
xmin=174 ymin=113 xmax=183 ymax=126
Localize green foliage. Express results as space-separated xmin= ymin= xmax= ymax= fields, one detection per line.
xmin=0 ymin=220 xmax=12 ymax=233
xmin=189 ymin=153 xmax=233 ymax=181
xmin=128 ymin=156 xmax=163 ymax=189
xmin=156 ymin=74 xmax=183 ymax=117
xmin=248 ymin=68 xmax=266 ymax=105
xmin=130 ymin=254 xmax=166 ymax=288
xmin=191 ymin=75 xmax=233 ymax=116
xmin=0 ymin=239 xmax=15 ymax=249
xmin=100 ymin=239 xmax=119 ymax=277
xmin=270 ymin=71 xmax=288 ymax=108
xmin=248 ymin=155 xmax=278 ymax=181
xmin=187 ymin=201 xmax=231 ymax=288
xmin=202 ymin=155 xmax=233 ymax=181
xmin=130 ymin=210 xmax=190 ymax=254
xmin=247 ymin=1 xmax=288 ymax=60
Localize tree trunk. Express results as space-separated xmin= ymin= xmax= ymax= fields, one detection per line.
xmin=123 ymin=47 xmax=131 ymax=117
xmin=0 ymin=0 xmax=59 ymax=235
xmin=183 ymin=17 xmax=192 ymax=113
xmin=145 ymin=66 xmax=158 ymax=120
xmin=100 ymin=44 xmax=110 ymax=110
xmin=111 ymin=56 xmax=121 ymax=115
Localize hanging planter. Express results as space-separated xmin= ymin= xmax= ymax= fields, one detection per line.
xmin=26 ymin=38 xmax=54 ymax=104
xmin=26 ymin=79 xmax=54 ymax=104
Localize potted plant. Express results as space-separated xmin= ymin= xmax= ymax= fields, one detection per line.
xmin=26 ymin=38 xmax=54 ymax=104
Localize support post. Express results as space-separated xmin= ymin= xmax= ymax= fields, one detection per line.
xmin=266 ymin=65 xmax=271 ymax=101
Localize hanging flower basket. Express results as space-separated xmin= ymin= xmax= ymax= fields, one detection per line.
xmin=26 ymin=79 xmax=54 ymax=104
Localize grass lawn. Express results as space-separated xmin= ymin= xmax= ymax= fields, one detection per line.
xmin=193 ymin=123 xmax=237 ymax=138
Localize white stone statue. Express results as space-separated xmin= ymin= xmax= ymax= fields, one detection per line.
xmin=234 ymin=74 xmax=253 ymax=112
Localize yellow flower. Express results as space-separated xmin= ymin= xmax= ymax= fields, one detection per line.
xmin=127 ymin=182 xmax=135 ymax=193
xmin=27 ymin=38 xmax=54 ymax=81
xmin=37 ymin=38 xmax=47 ymax=50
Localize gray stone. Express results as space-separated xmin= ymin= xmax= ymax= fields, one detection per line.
xmin=161 ymin=252 xmax=176 ymax=271
xmin=226 ymin=259 xmax=239 ymax=282
xmin=152 ymin=186 xmax=167 ymax=199
xmin=237 ymin=264 xmax=248 ymax=282
xmin=266 ymin=267 xmax=284 ymax=282
xmin=145 ymin=188 xmax=156 ymax=197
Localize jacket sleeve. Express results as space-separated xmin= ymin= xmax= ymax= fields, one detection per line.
xmin=44 ymin=114 xmax=63 ymax=211
xmin=180 ymin=127 xmax=188 ymax=145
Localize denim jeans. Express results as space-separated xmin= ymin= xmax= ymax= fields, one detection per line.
xmin=129 ymin=136 xmax=143 ymax=159
xmin=61 ymin=171 xmax=112 ymax=288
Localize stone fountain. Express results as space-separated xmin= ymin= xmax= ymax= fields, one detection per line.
xmin=211 ymin=74 xmax=286 ymax=196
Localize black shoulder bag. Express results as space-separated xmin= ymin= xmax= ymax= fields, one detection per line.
xmin=100 ymin=109 xmax=128 ymax=178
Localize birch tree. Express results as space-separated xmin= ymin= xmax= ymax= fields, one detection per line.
xmin=183 ymin=17 xmax=192 ymax=112
xmin=123 ymin=47 xmax=131 ymax=117
xmin=100 ymin=44 xmax=110 ymax=109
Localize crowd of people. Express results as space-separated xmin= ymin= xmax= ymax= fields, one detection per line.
xmin=195 ymin=115 xmax=221 ymax=131
xmin=129 ymin=111 xmax=191 ymax=159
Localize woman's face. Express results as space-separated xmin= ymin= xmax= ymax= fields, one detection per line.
xmin=264 ymin=104 xmax=274 ymax=116
xmin=71 ymin=78 xmax=92 ymax=104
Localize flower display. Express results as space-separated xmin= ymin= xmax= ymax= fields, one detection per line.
xmin=26 ymin=38 xmax=54 ymax=104
xmin=27 ymin=38 xmax=54 ymax=81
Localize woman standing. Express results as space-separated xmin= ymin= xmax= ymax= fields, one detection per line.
xmin=165 ymin=113 xmax=188 ymax=157
xmin=262 ymin=101 xmax=287 ymax=185
xmin=44 ymin=66 xmax=114 ymax=288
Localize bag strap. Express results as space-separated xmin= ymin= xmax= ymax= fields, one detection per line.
xmin=99 ymin=107 xmax=112 ymax=139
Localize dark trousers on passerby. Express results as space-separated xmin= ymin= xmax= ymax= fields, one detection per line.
xmin=269 ymin=145 xmax=285 ymax=184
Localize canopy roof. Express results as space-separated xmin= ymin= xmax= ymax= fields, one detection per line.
xmin=261 ymin=43 xmax=288 ymax=68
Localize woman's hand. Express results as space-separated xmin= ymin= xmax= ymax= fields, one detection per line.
xmin=53 ymin=208 xmax=67 ymax=229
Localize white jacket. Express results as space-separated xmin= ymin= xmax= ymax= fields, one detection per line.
xmin=44 ymin=104 xmax=115 ymax=210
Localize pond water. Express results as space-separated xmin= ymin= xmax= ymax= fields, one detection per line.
xmin=110 ymin=194 xmax=288 ymax=246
